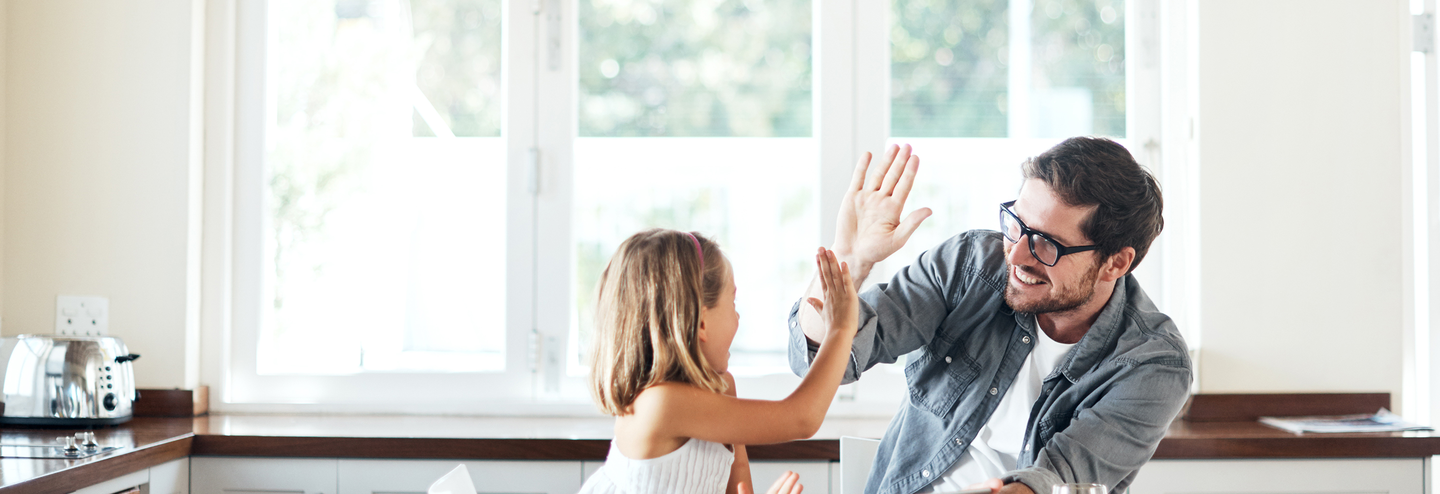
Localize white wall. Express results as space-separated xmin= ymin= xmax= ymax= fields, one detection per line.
xmin=2 ymin=0 xmax=205 ymax=388
xmin=1196 ymin=0 xmax=1408 ymax=401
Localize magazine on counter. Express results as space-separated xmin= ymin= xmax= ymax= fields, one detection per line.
xmin=1258 ymin=408 xmax=1434 ymax=434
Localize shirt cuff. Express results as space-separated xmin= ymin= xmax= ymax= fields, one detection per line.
xmin=1003 ymin=467 xmax=1062 ymax=494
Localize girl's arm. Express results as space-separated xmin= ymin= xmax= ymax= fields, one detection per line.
xmin=638 ymin=248 xmax=860 ymax=446
xmin=721 ymin=372 xmax=752 ymax=494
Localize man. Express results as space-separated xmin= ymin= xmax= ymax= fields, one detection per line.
xmin=788 ymin=137 xmax=1191 ymax=494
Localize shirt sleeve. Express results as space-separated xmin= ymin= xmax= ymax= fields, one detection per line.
xmin=787 ymin=232 xmax=984 ymax=383
xmin=1002 ymin=362 xmax=1192 ymax=493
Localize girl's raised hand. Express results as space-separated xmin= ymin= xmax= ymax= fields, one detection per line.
xmin=804 ymin=247 xmax=859 ymax=340
xmin=738 ymin=471 xmax=803 ymax=494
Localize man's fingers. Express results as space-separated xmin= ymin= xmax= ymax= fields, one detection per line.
xmin=847 ymin=152 xmax=872 ymax=192
xmin=894 ymin=207 xmax=933 ymax=242
xmin=892 ymin=155 xmax=921 ymax=202
xmin=880 ymin=144 xmax=912 ymax=194
xmin=864 ymin=144 xmax=901 ymax=191
xmin=738 ymin=482 xmax=754 ymax=494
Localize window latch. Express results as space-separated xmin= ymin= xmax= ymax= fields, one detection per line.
xmin=527 ymin=147 xmax=540 ymax=196
xmin=1415 ymin=14 xmax=1433 ymax=53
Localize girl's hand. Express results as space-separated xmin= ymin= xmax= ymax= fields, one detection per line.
xmin=805 ymin=247 xmax=859 ymax=340
xmin=738 ymin=471 xmax=803 ymax=494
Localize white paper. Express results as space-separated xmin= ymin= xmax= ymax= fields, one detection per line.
xmin=1259 ymin=408 xmax=1434 ymax=434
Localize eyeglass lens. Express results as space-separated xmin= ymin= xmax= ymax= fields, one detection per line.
xmin=1001 ymin=208 xmax=1059 ymax=265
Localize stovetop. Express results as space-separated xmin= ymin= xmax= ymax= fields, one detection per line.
xmin=0 ymin=432 xmax=123 ymax=459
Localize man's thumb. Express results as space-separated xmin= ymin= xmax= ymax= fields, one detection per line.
xmin=896 ymin=207 xmax=933 ymax=240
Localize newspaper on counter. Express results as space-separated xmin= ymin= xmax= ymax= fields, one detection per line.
xmin=1258 ymin=408 xmax=1434 ymax=434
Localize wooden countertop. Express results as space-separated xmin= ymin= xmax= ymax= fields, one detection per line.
xmin=2 ymin=393 xmax=1438 ymax=493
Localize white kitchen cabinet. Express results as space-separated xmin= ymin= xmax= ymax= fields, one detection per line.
xmin=751 ymin=461 xmax=832 ymax=494
xmin=69 ymin=458 xmax=189 ymax=494
xmin=71 ymin=468 xmax=148 ymax=494
xmin=192 ymin=457 xmax=830 ymax=494
xmin=1128 ymin=458 xmax=1430 ymax=494
xmin=150 ymin=458 xmax=191 ymax=494
xmin=581 ymin=461 xmax=603 ymax=483
xmin=190 ymin=457 xmax=337 ymax=494
xmin=337 ymin=459 xmax=582 ymax=494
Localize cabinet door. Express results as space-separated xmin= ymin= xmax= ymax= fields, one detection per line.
xmin=150 ymin=458 xmax=190 ymax=494
xmin=191 ymin=457 xmax=338 ymax=494
xmin=337 ymin=459 xmax=582 ymax=494
xmin=750 ymin=461 xmax=831 ymax=494
xmin=70 ymin=468 xmax=147 ymax=494
xmin=1129 ymin=458 xmax=1426 ymax=494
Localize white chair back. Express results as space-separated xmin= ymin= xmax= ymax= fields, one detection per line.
xmin=427 ymin=464 xmax=477 ymax=494
xmin=839 ymin=436 xmax=881 ymax=494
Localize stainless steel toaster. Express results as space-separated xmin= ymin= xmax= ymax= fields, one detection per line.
xmin=0 ymin=335 xmax=140 ymax=426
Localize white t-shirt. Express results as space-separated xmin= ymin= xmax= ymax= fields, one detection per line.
xmin=928 ymin=319 xmax=1076 ymax=492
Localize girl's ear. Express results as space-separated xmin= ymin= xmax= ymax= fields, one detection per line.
xmin=697 ymin=307 xmax=710 ymax=343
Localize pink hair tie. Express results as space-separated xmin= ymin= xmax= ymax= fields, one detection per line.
xmin=684 ymin=232 xmax=704 ymax=270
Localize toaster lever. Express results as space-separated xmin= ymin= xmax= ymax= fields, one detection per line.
xmin=115 ymin=354 xmax=140 ymax=363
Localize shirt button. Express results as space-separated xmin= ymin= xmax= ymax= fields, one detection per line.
xmin=922 ymin=470 xmax=931 ymax=478
xmin=1022 ymin=336 xmax=1031 ymax=344
xmin=945 ymin=356 xmax=952 ymax=363
xmin=955 ymin=438 xmax=963 ymax=445
xmin=990 ymin=387 xmax=998 ymax=395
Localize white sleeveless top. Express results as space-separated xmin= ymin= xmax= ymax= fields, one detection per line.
xmin=577 ymin=437 xmax=734 ymax=494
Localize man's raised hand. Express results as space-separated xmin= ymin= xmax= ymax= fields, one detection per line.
xmin=831 ymin=143 xmax=932 ymax=280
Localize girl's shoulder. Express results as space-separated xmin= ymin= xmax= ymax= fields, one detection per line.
xmin=630 ymin=381 xmax=724 ymax=424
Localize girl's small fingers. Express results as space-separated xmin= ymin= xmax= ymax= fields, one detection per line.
xmin=816 ymin=253 xmax=830 ymax=292
xmin=818 ymin=250 xmax=835 ymax=285
xmin=805 ymin=297 xmax=824 ymax=313
xmin=772 ymin=471 xmax=800 ymax=494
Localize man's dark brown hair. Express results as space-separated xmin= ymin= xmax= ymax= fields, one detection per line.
xmin=1021 ymin=136 xmax=1163 ymax=273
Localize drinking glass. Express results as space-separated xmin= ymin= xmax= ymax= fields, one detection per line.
xmin=1052 ymin=484 xmax=1108 ymax=494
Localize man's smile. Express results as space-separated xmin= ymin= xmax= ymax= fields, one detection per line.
xmin=1012 ymin=265 xmax=1048 ymax=286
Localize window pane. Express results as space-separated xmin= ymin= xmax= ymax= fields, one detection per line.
xmin=891 ymin=0 xmax=1009 ymax=137
xmin=578 ymin=0 xmax=812 ymax=137
xmin=573 ymin=0 xmax=816 ymax=375
xmin=876 ymin=1 xmax=1128 ymax=281
xmin=264 ymin=0 xmax=505 ymax=375
xmin=1031 ymin=0 xmax=1125 ymax=137
xmin=411 ymin=0 xmax=503 ymax=137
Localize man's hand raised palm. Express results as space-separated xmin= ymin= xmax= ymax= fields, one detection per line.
xmin=833 ymin=144 xmax=932 ymax=268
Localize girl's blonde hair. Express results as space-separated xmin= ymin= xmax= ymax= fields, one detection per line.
xmin=590 ymin=228 xmax=732 ymax=416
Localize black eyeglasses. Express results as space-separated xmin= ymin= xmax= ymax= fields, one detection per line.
xmin=999 ymin=200 xmax=1098 ymax=267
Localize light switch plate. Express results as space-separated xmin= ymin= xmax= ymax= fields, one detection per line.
xmin=56 ymin=295 xmax=108 ymax=336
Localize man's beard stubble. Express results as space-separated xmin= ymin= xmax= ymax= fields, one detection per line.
xmin=1004 ymin=261 xmax=1101 ymax=315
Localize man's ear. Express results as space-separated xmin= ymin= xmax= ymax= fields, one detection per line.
xmin=1099 ymin=247 xmax=1136 ymax=282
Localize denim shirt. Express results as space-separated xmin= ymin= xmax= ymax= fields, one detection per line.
xmin=787 ymin=231 xmax=1191 ymax=494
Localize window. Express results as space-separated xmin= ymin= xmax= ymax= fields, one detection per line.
xmin=214 ymin=0 xmax=1167 ymax=412
xmin=570 ymin=0 xmax=816 ymax=379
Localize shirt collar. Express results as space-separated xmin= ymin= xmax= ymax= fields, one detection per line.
xmin=1011 ymin=274 xmax=1132 ymax=383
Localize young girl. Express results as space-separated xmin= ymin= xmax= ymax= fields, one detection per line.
xmin=579 ymin=229 xmax=858 ymax=494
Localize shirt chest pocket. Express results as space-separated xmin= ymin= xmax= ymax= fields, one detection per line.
xmin=903 ymin=346 xmax=981 ymax=418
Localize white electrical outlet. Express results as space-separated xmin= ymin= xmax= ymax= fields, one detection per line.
xmin=56 ymin=296 xmax=108 ymax=336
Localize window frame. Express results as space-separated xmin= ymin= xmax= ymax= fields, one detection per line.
xmin=202 ymin=0 xmax=1182 ymax=415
